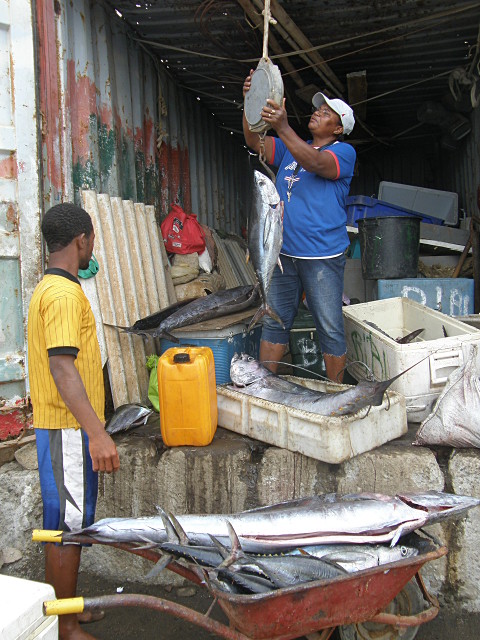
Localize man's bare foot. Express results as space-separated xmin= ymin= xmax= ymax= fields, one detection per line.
xmin=78 ymin=610 xmax=105 ymax=624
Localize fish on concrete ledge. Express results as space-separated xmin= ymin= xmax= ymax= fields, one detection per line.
xmin=105 ymin=403 xmax=153 ymax=435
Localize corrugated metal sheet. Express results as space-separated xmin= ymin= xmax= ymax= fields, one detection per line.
xmin=81 ymin=190 xmax=175 ymax=407
xmin=37 ymin=0 xmax=251 ymax=233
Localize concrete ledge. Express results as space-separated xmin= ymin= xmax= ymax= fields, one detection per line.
xmin=1 ymin=424 xmax=480 ymax=611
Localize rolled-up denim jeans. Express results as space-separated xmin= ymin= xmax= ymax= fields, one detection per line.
xmin=261 ymin=253 xmax=347 ymax=357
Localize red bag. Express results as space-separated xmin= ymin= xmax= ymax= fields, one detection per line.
xmin=160 ymin=204 xmax=206 ymax=254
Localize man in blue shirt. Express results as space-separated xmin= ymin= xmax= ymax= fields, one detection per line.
xmin=243 ymin=73 xmax=356 ymax=383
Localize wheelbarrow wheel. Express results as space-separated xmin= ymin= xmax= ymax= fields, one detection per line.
xmin=338 ymin=578 xmax=425 ymax=640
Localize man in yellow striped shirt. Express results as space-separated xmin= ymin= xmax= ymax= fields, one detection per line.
xmin=28 ymin=203 xmax=119 ymax=640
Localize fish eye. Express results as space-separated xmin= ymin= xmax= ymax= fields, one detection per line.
xmin=400 ymin=546 xmax=408 ymax=556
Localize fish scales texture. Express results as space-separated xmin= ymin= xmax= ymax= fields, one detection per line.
xmin=247 ymin=171 xmax=284 ymax=329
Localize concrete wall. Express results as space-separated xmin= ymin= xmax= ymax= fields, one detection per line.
xmin=1 ymin=426 xmax=480 ymax=611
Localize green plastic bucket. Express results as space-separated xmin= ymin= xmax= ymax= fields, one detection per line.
xmin=358 ymin=216 xmax=420 ymax=279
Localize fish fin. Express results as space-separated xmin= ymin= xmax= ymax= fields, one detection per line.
xmin=155 ymin=330 xmax=180 ymax=343
xmin=209 ymin=535 xmax=231 ymax=563
xmin=396 ymin=328 xmax=424 ymax=344
xmin=389 ymin=524 xmax=405 ymax=548
xmin=103 ymin=322 xmax=130 ymax=331
xmin=263 ymin=215 xmax=273 ymax=248
xmin=277 ymin=256 xmax=283 ymax=274
xmin=134 ymin=539 xmax=159 ymax=550
xmin=246 ymin=248 xmax=250 ymax=264
xmin=156 ymin=506 xmax=189 ymax=544
xmin=247 ymin=305 xmax=284 ymax=332
xmin=224 ymin=521 xmax=245 ymax=564
xmin=144 ymin=554 xmax=172 ymax=579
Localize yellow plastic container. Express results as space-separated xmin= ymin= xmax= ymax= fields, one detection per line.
xmin=158 ymin=346 xmax=218 ymax=446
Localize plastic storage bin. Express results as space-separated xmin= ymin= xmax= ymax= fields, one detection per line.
xmin=217 ymin=376 xmax=407 ymax=464
xmin=289 ymin=309 xmax=326 ymax=379
xmin=160 ymin=323 xmax=261 ymax=384
xmin=0 ymin=575 xmax=58 ymax=640
xmin=378 ymin=182 xmax=458 ymax=226
xmin=158 ymin=346 xmax=217 ymax=446
xmin=346 ymin=195 xmax=441 ymax=227
xmin=374 ymin=278 xmax=474 ymax=316
xmin=343 ymin=297 xmax=480 ymax=422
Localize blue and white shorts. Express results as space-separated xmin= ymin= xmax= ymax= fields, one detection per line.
xmin=35 ymin=428 xmax=98 ymax=535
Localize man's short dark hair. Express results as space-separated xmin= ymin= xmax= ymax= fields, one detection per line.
xmin=42 ymin=203 xmax=93 ymax=253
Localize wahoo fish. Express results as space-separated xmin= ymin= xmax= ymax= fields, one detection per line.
xmin=105 ymin=403 xmax=153 ymax=435
xmin=106 ymin=285 xmax=259 ymax=342
xmin=63 ymin=491 xmax=480 ymax=552
xmin=247 ymin=170 xmax=284 ymax=331
xmin=229 ymin=353 xmax=421 ymax=417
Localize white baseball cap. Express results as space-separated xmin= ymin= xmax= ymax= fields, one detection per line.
xmin=312 ymin=92 xmax=355 ymax=135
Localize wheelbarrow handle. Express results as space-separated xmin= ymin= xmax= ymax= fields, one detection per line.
xmin=32 ymin=529 xmax=64 ymax=543
xmin=370 ymin=603 xmax=439 ymax=627
xmin=44 ymin=597 xmax=85 ymax=616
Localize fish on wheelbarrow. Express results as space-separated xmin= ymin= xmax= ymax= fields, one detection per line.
xmin=228 ymin=352 xmax=425 ymax=417
xmin=105 ymin=285 xmax=260 ymax=342
xmin=105 ymin=403 xmax=153 ymax=435
xmin=247 ymin=170 xmax=284 ymax=331
xmin=62 ymin=490 xmax=480 ymax=552
xmin=158 ymin=516 xmax=347 ymax=594
xmin=158 ymin=538 xmax=418 ymax=575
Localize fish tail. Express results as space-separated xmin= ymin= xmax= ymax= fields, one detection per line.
xmin=247 ymin=304 xmax=284 ymax=332
xmin=154 ymin=330 xmax=180 ymax=343
xmin=103 ymin=322 xmax=131 ymax=332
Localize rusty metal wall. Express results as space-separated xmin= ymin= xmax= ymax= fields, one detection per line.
xmin=36 ymin=0 xmax=251 ymax=232
xmin=0 ymin=0 xmax=41 ymax=431
xmin=443 ymin=107 xmax=480 ymax=218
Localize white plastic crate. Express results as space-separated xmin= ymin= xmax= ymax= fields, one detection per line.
xmin=217 ymin=376 xmax=407 ymax=464
xmin=343 ymin=298 xmax=480 ymax=422
xmin=0 ymin=575 xmax=58 ymax=639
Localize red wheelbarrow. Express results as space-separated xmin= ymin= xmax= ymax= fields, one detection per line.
xmin=33 ymin=529 xmax=447 ymax=640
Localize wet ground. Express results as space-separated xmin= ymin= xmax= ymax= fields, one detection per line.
xmin=78 ymin=572 xmax=480 ymax=640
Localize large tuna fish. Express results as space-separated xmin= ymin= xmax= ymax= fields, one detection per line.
xmin=63 ymin=491 xmax=480 ymax=552
xmin=106 ymin=285 xmax=259 ymax=342
xmin=247 ymin=170 xmax=284 ymax=331
xmin=228 ymin=353 xmax=419 ymax=417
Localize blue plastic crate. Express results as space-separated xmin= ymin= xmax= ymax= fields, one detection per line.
xmin=375 ymin=278 xmax=474 ymax=316
xmin=346 ymin=195 xmax=442 ymax=227
xmin=159 ymin=323 xmax=261 ymax=384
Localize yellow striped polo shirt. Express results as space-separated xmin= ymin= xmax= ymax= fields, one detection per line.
xmin=27 ymin=268 xmax=105 ymax=429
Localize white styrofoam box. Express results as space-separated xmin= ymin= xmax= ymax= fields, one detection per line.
xmin=217 ymin=376 xmax=407 ymax=464
xmin=343 ymin=297 xmax=480 ymax=422
xmin=0 ymin=575 xmax=58 ymax=640
xmin=378 ymin=181 xmax=458 ymax=226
